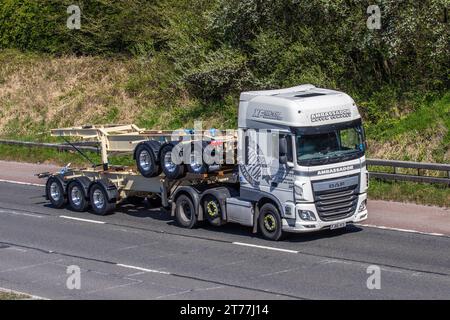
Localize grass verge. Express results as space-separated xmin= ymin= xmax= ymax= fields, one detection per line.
xmin=0 ymin=144 xmax=134 ymax=167
xmin=0 ymin=290 xmax=30 ymax=300
xmin=368 ymin=179 xmax=449 ymax=208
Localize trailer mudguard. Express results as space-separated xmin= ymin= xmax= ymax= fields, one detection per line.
xmin=170 ymin=186 xmax=202 ymax=220
xmin=133 ymin=140 xmax=163 ymax=161
xmin=91 ymin=178 xmax=119 ymax=203
xmin=69 ymin=176 xmax=92 ymax=199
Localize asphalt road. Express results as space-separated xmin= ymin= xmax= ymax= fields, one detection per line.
xmin=0 ymin=181 xmax=449 ymax=299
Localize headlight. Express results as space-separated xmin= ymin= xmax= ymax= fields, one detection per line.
xmin=298 ymin=210 xmax=316 ymax=221
xmin=358 ymin=200 xmax=367 ymax=212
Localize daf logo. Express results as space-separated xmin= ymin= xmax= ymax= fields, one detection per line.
xmin=329 ymin=181 xmax=345 ymax=189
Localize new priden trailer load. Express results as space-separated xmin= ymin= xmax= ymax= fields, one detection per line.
xmin=42 ymin=85 xmax=369 ymax=240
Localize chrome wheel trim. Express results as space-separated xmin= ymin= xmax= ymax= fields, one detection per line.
xmin=189 ymin=153 xmax=203 ymax=172
xmin=70 ymin=185 xmax=82 ymax=207
xmin=164 ymin=152 xmax=177 ymax=173
xmin=93 ymin=189 xmax=105 ymax=208
xmin=50 ymin=182 xmax=61 ymax=201
xmin=139 ymin=150 xmax=152 ymax=172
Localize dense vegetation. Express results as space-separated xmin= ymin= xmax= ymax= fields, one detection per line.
xmin=0 ymin=0 xmax=449 ymax=163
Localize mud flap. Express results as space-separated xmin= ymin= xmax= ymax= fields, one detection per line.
xmin=252 ymin=205 xmax=260 ymax=233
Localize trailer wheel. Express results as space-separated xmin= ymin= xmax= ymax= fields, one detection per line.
xmin=136 ymin=144 xmax=161 ymax=177
xmin=258 ymin=203 xmax=284 ymax=241
xmin=67 ymin=180 xmax=89 ymax=212
xmin=203 ymin=195 xmax=223 ymax=226
xmin=89 ymin=183 xmax=115 ymax=216
xmin=160 ymin=144 xmax=185 ymax=180
xmin=46 ymin=177 xmax=66 ymax=208
xmin=175 ymin=194 xmax=197 ymax=228
xmin=187 ymin=149 xmax=208 ymax=174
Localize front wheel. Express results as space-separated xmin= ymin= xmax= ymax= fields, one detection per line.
xmin=258 ymin=203 xmax=284 ymax=241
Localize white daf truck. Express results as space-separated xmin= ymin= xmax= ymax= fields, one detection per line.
xmin=43 ymin=84 xmax=369 ymax=241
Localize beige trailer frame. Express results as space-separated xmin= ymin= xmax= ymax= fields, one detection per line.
xmin=52 ymin=166 xmax=237 ymax=208
xmin=46 ymin=124 xmax=238 ymax=210
xmin=51 ymin=124 xmax=237 ymax=168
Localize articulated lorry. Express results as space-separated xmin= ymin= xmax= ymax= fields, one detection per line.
xmin=43 ymin=84 xmax=369 ymax=240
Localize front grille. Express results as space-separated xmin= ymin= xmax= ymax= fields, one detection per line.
xmin=313 ymin=177 xmax=359 ymax=221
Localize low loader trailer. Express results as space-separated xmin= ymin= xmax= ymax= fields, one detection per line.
xmin=42 ymin=85 xmax=369 ymax=241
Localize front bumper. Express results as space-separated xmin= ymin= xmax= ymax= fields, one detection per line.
xmin=282 ymin=193 xmax=368 ymax=233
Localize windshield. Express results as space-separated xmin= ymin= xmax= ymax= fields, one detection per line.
xmin=295 ymin=122 xmax=365 ymax=166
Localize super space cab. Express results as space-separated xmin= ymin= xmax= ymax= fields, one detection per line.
xmin=232 ymin=84 xmax=369 ymax=238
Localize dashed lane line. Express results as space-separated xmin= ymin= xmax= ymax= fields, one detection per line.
xmin=59 ymin=215 xmax=106 ymax=224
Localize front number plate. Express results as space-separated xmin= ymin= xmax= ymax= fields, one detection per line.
xmin=330 ymin=222 xmax=346 ymax=230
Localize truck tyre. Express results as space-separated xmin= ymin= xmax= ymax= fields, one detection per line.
xmin=89 ymin=183 xmax=116 ymax=216
xmin=203 ymin=195 xmax=223 ymax=226
xmin=187 ymin=149 xmax=208 ymax=174
xmin=160 ymin=144 xmax=185 ymax=180
xmin=67 ymin=180 xmax=89 ymax=212
xmin=258 ymin=203 xmax=284 ymax=241
xmin=175 ymin=194 xmax=197 ymax=228
xmin=46 ymin=176 xmax=66 ymax=208
xmin=136 ymin=144 xmax=161 ymax=177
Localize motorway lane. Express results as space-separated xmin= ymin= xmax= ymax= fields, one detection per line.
xmin=0 ymin=182 xmax=449 ymax=299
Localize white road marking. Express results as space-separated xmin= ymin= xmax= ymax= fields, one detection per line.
xmin=0 ymin=209 xmax=43 ymax=218
xmin=356 ymin=223 xmax=446 ymax=237
xmin=59 ymin=215 xmax=106 ymax=224
xmin=116 ymin=263 xmax=171 ymax=275
xmin=0 ymin=179 xmax=44 ymax=187
xmin=233 ymin=242 xmax=299 ymax=254
xmin=2 ymin=178 xmax=448 ymax=239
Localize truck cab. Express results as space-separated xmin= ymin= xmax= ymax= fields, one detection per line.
xmin=235 ymin=85 xmax=369 ymax=238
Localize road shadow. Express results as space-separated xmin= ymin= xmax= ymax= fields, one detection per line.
xmin=115 ymin=202 xmax=172 ymax=222
xmin=43 ymin=200 xmax=364 ymax=243
xmin=284 ymin=224 xmax=364 ymax=243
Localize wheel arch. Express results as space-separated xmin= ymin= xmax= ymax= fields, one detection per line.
xmin=171 ymin=186 xmax=202 ymax=220
xmin=67 ymin=176 xmax=92 ymax=199
xmin=200 ymin=186 xmax=238 ymax=221
xmin=88 ymin=178 xmax=119 ymax=203
xmin=133 ymin=140 xmax=163 ymax=162
xmin=257 ymin=197 xmax=281 ymax=213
